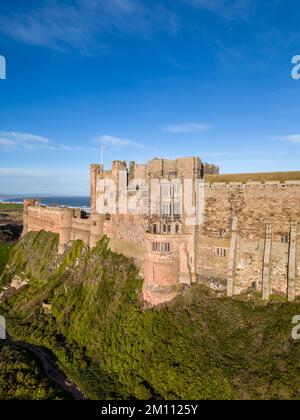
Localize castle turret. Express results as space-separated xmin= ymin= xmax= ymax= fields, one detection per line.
xmin=90 ymin=213 xmax=105 ymax=248
xmin=90 ymin=164 xmax=102 ymax=212
xmin=58 ymin=208 xmax=73 ymax=254
xmin=22 ymin=199 xmax=39 ymax=236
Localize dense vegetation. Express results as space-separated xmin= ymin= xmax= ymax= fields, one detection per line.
xmin=0 ymin=342 xmax=66 ymax=400
xmin=1 ymin=231 xmax=300 ymax=400
xmin=0 ymin=214 xmax=68 ymax=401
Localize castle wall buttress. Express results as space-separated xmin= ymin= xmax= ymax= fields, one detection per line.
xmin=143 ymin=233 xmax=194 ymax=305
xmin=288 ymin=222 xmax=297 ymax=302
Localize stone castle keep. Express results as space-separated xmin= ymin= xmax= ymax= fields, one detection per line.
xmin=23 ymin=157 xmax=300 ymax=305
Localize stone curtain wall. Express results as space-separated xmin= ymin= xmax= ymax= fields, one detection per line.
xmin=24 ymin=205 xmax=63 ymax=235
xmin=23 ymin=172 xmax=300 ymax=304
xmin=23 ymin=202 xmax=147 ymax=264
xmin=196 ymin=182 xmax=300 ymax=300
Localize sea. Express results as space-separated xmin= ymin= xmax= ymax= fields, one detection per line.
xmin=0 ymin=196 xmax=90 ymax=211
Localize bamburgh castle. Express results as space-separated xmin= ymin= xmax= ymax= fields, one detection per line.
xmin=23 ymin=156 xmax=300 ymax=305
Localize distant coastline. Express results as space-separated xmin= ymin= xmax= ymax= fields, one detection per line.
xmin=0 ymin=196 xmax=90 ymax=210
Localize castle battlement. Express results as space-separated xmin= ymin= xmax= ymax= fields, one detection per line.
xmin=204 ymin=180 xmax=300 ymax=189
xmin=23 ymin=157 xmax=300 ymax=306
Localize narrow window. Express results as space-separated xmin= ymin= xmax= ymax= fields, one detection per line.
xmin=219 ymin=229 xmax=226 ymax=238
xmin=281 ymin=235 xmax=289 ymax=244
xmin=174 ymin=202 xmax=181 ymax=216
xmin=214 ymin=247 xmax=227 ymax=257
xmin=162 ymin=243 xmax=170 ymax=253
xmin=152 ymin=242 xmax=158 ymax=252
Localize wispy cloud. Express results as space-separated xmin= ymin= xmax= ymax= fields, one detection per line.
xmin=162 ymin=122 xmax=213 ymax=134
xmin=0 ymin=0 xmax=177 ymax=54
xmin=274 ymin=134 xmax=300 ymax=144
xmin=0 ymin=0 xmax=252 ymax=55
xmin=0 ymin=131 xmax=92 ymax=151
xmin=95 ymin=134 xmax=144 ymax=149
xmin=183 ymin=0 xmax=252 ymax=20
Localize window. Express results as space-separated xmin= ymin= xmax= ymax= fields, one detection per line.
xmin=174 ymin=202 xmax=181 ymax=216
xmin=175 ymin=224 xmax=180 ymax=233
xmin=162 ymin=242 xmax=170 ymax=253
xmin=162 ymin=185 xmax=170 ymax=199
xmin=153 ymin=224 xmax=157 ymax=234
xmin=280 ymin=235 xmax=289 ymax=244
xmin=174 ymin=182 xmax=182 ymax=196
xmin=162 ymin=203 xmax=171 ymax=217
xmin=152 ymin=242 xmax=171 ymax=253
xmin=213 ymin=247 xmax=227 ymax=257
xmin=219 ymin=229 xmax=226 ymax=238
xmin=162 ymin=224 xmax=171 ymax=234
xmin=152 ymin=242 xmax=158 ymax=252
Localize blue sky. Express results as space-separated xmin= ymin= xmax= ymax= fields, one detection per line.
xmin=0 ymin=0 xmax=300 ymax=195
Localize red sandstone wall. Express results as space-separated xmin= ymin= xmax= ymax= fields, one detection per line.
xmin=26 ymin=206 xmax=62 ymax=234
xmin=143 ymin=233 xmax=194 ymax=305
xmin=71 ymin=218 xmax=91 ymax=245
xmin=103 ymin=214 xmax=147 ymax=246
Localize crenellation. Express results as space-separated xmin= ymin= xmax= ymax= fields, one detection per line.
xmin=204 ymin=181 xmax=300 ymax=190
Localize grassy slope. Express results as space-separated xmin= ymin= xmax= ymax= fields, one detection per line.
xmin=205 ymin=171 xmax=300 ymax=184
xmin=1 ymin=231 xmax=300 ymax=400
xmin=0 ymin=203 xmax=23 ymax=211
xmin=0 ymin=242 xmax=14 ymax=274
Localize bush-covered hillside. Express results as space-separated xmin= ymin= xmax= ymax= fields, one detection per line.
xmin=1 ymin=231 xmax=300 ymax=400
xmin=0 ymin=342 xmax=67 ymax=400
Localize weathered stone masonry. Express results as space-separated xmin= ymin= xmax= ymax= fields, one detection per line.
xmin=23 ymin=158 xmax=300 ymax=306
xmin=196 ymin=182 xmax=300 ymax=301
